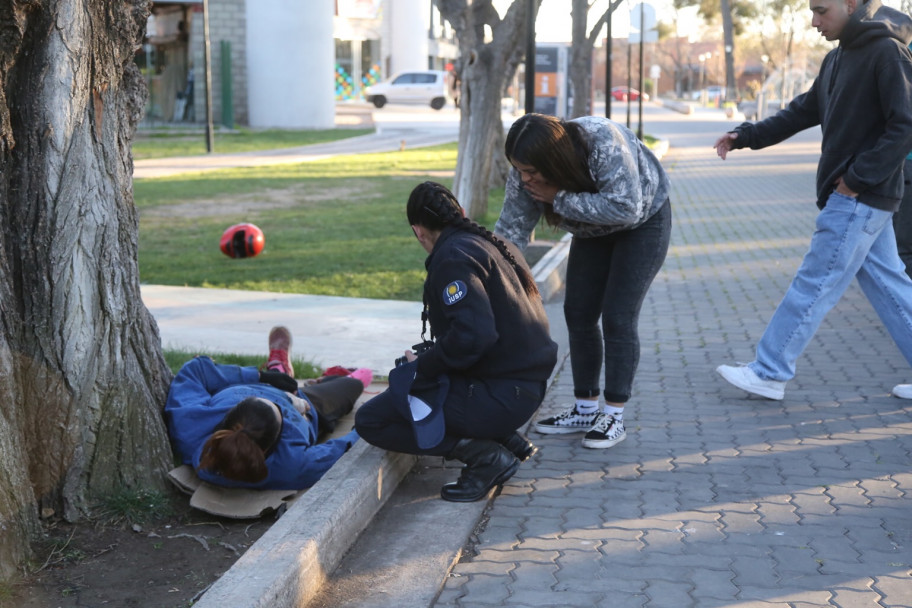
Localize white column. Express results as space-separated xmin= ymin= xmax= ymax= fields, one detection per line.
xmin=388 ymin=0 xmax=430 ymax=75
xmin=246 ymin=1 xmax=334 ymax=128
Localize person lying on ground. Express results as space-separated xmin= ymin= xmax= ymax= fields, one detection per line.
xmin=164 ymin=326 xmax=364 ymax=490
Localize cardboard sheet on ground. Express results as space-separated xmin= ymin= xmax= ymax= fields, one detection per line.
xmin=167 ymin=379 xmax=388 ymax=519
xmin=167 ymin=465 xmax=300 ymax=518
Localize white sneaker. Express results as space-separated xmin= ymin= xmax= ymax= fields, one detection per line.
xmin=533 ymin=405 xmax=597 ymax=434
xmin=892 ymin=384 xmax=912 ymax=399
xmin=716 ymin=364 xmax=786 ymax=400
xmin=581 ymin=413 xmax=626 ymax=449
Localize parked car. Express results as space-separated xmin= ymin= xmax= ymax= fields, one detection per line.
xmin=610 ymin=86 xmax=649 ymax=102
xmin=364 ymin=70 xmax=451 ymax=110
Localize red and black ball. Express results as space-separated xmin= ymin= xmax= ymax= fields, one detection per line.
xmin=220 ymin=223 xmax=265 ymax=258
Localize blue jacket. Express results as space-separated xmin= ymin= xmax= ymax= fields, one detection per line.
xmin=164 ymin=357 xmax=358 ymax=490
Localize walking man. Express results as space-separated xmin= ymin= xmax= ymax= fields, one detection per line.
xmin=714 ymin=0 xmax=912 ymax=400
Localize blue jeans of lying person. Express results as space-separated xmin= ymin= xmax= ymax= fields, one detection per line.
xmin=750 ymin=192 xmax=912 ymax=383
xmin=355 ymin=376 xmax=546 ymax=456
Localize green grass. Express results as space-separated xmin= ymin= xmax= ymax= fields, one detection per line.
xmin=162 ymin=348 xmax=321 ymax=378
xmin=136 ymin=143 xmax=529 ymax=301
xmin=95 ymin=489 xmax=173 ymax=526
xmin=132 ymin=127 xmax=374 ymax=160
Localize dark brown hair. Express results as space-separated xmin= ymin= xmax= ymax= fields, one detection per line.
xmin=198 ymin=397 xmax=282 ymax=483
xmin=505 ymin=113 xmax=598 ymax=225
xmin=407 ymin=181 xmax=540 ymax=299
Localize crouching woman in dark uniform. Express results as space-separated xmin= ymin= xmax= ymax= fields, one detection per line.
xmin=356 ymin=181 xmax=558 ymax=502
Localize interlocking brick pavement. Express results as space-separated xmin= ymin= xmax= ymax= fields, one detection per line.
xmin=434 ymin=118 xmax=912 ymax=607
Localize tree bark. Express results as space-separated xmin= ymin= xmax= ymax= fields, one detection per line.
xmin=0 ymin=0 xmax=172 ymax=578
xmin=436 ymin=0 xmax=541 ymax=219
xmin=569 ymin=0 xmax=620 ymax=119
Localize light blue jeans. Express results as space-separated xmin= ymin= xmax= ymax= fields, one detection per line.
xmin=750 ymin=192 xmax=912 ymax=382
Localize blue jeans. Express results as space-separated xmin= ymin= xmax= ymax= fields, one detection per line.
xmin=750 ymin=192 xmax=912 ymax=382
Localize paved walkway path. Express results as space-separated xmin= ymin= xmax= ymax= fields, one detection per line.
xmin=434 ymin=122 xmax=912 ymax=607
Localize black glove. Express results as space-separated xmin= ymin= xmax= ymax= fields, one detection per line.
xmin=259 ymin=370 xmax=298 ymax=393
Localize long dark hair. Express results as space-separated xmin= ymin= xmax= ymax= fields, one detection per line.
xmin=505 ymin=113 xmax=598 ymax=225
xmin=407 ymin=181 xmax=540 ymax=299
xmin=198 ymin=397 xmax=282 ymax=483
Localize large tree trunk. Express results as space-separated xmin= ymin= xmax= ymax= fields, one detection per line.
xmin=437 ymin=0 xmax=541 ymax=219
xmin=569 ymin=0 xmax=591 ymax=119
xmin=0 ymin=0 xmax=173 ymax=578
xmin=569 ymin=0 xmax=620 ymax=119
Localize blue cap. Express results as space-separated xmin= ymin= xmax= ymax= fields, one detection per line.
xmin=388 ymin=360 xmax=449 ymax=450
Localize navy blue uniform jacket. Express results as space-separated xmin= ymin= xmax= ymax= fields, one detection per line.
xmin=415 ymin=226 xmax=558 ymax=383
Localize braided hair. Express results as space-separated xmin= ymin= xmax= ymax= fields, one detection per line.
xmin=407 ymin=181 xmax=540 ymax=299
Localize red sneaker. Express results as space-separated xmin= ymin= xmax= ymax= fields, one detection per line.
xmin=265 ymin=326 xmax=293 ymax=377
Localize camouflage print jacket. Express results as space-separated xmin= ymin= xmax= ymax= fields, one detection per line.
xmin=494 ymin=116 xmax=670 ymax=250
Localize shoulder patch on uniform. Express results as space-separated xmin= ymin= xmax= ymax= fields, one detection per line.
xmin=442 ymin=280 xmax=468 ymax=306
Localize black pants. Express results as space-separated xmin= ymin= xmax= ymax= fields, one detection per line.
xmin=355 ymin=376 xmax=546 ymax=456
xmin=893 ymin=158 xmax=912 ymax=281
xmin=564 ymin=201 xmax=671 ymax=403
xmin=300 ymin=376 xmax=363 ymax=436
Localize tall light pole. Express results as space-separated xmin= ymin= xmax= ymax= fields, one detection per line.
xmin=524 ymin=0 xmax=536 ymax=114
xmin=605 ymin=12 xmax=612 ymax=120
xmin=757 ymin=54 xmax=769 ymax=121
xmin=202 ymin=0 xmax=214 ymax=153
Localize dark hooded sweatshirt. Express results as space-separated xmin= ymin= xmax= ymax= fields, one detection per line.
xmin=730 ymin=0 xmax=912 ymax=211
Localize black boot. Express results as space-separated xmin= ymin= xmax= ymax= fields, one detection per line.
xmin=441 ymin=439 xmax=520 ymax=502
xmin=498 ymin=432 xmax=538 ymax=462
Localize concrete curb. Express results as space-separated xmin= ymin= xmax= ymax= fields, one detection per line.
xmin=654 ymin=98 xmax=693 ymax=115
xmin=192 ymin=443 xmax=416 ymax=608
xmin=533 ymin=233 xmax=572 ymax=302
xmin=191 ymin=236 xmax=573 ymax=608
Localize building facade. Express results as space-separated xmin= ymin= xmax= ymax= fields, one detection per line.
xmin=140 ymin=0 xmax=458 ymax=129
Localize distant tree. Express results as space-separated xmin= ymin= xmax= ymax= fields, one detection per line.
xmin=681 ymin=0 xmax=758 ymax=99
xmin=652 ymin=0 xmax=698 ymax=97
xmin=0 ymin=0 xmax=173 ymax=578
xmin=436 ymin=0 xmax=543 ymax=218
xmin=568 ymin=0 xmax=625 ymax=118
xmin=757 ymin=0 xmax=810 ymax=108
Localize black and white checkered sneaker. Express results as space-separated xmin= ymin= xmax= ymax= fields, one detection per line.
xmin=581 ymin=413 xmax=626 ymax=449
xmin=533 ymin=405 xmax=598 ymax=434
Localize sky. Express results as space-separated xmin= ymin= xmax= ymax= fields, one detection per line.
xmin=530 ymin=0 xmax=692 ymax=43
xmin=527 ymin=0 xmax=907 ymax=44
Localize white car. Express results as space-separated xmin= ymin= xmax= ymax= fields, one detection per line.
xmin=365 ymin=70 xmax=451 ymax=110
